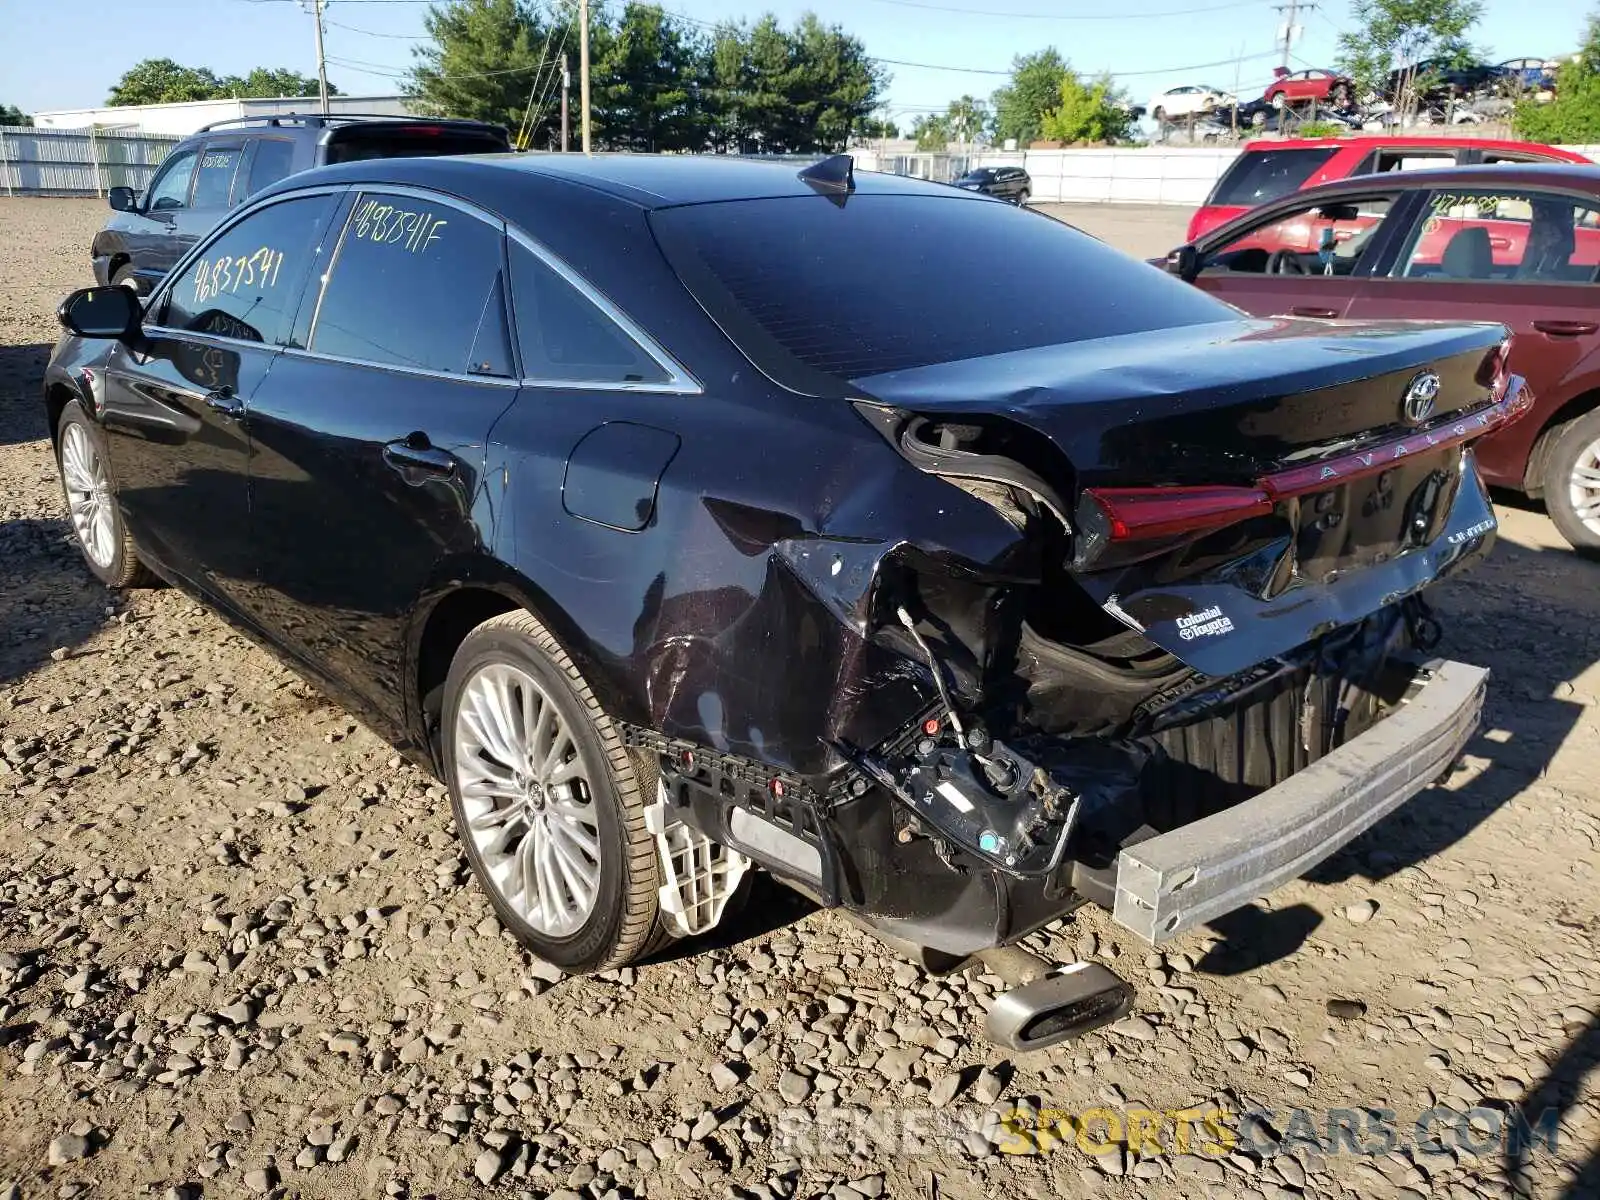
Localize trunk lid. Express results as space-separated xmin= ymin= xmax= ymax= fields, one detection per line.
xmin=854 ymin=317 xmax=1523 ymax=677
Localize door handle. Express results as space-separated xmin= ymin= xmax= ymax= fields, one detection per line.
xmin=383 ymin=436 xmax=456 ymax=482
xmin=204 ymin=386 xmax=242 ymax=417
xmin=1291 ymin=306 xmax=1340 ymax=319
xmin=1533 ymin=319 xmax=1598 ymax=337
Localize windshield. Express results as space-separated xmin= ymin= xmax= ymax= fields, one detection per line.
xmin=651 ymin=194 xmax=1232 ymax=387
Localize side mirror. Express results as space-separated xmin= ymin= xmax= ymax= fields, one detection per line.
xmin=108 ymin=186 xmax=138 ymax=213
xmin=1168 ymin=243 xmax=1202 ymax=283
xmin=57 ymin=286 xmax=142 ymax=340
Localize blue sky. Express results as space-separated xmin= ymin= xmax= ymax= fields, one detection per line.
xmin=5 ymin=0 xmax=1593 ymax=126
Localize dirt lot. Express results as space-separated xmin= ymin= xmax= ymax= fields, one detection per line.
xmin=0 ymin=196 xmax=1596 ymax=1200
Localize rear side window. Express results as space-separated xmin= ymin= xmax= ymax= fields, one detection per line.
xmin=310 ymin=191 xmax=505 ymax=374
xmin=160 ymin=194 xmax=336 ymax=345
xmin=508 ymin=241 xmax=669 ymax=384
xmin=1207 ymin=148 xmax=1337 ymax=207
xmin=652 ymin=194 xmax=1230 ymax=383
xmin=245 ymin=139 xmax=296 ymax=196
xmin=192 ymin=144 xmax=244 ymax=209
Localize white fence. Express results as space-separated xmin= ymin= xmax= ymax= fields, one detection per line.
xmin=850 ymin=143 xmax=1600 ymax=207
xmin=0 ymin=125 xmax=180 ymax=197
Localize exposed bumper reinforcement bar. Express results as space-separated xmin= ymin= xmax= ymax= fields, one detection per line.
xmin=1112 ymin=658 xmax=1488 ymax=944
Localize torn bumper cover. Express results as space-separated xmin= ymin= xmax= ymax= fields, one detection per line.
xmin=1111 ymin=657 xmax=1487 ymax=943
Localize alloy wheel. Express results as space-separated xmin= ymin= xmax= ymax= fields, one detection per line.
xmin=60 ymin=421 xmax=116 ymax=570
xmin=1568 ymin=437 xmax=1600 ymax=537
xmin=452 ymin=662 xmax=601 ymax=937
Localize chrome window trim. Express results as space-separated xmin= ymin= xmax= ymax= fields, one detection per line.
xmin=506 ymin=226 xmax=702 ymax=395
xmin=138 ymin=326 xmax=284 ymax=354
xmin=144 ymin=182 xmax=353 ymax=343
xmin=279 ymin=345 xmax=521 ymax=388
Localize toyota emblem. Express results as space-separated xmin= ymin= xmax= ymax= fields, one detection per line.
xmin=1402 ymin=371 xmax=1441 ymax=425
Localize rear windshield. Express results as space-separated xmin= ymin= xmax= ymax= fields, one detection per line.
xmin=324 ymin=126 xmax=508 ymax=164
xmin=651 ymin=194 xmax=1230 ymax=385
xmin=1207 ymin=147 xmax=1338 ymax=207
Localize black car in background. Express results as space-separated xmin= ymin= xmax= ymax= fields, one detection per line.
xmin=92 ymin=113 xmax=509 ymax=294
xmin=47 ymin=153 xmax=1518 ymax=1050
xmin=953 ymin=165 xmax=1031 ymax=203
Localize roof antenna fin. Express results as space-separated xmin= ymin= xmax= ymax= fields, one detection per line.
xmin=798 ymin=154 xmax=856 ymax=199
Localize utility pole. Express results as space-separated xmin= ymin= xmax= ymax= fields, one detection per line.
xmin=579 ymin=0 xmax=591 ymax=154
xmin=561 ymin=54 xmax=571 ymax=152
xmin=1273 ymin=0 xmax=1312 ymax=71
xmin=310 ymin=0 xmax=330 ymax=115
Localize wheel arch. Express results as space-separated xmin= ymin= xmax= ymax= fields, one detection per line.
xmin=1523 ymin=384 xmax=1600 ymax=498
xmin=405 ymin=556 xmax=642 ymax=773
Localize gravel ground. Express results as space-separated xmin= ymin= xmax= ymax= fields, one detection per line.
xmin=0 ymin=195 xmax=1596 ymax=1200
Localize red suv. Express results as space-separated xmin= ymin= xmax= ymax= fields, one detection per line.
xmin=1187 ymin=136 xmax=1590 ymax=243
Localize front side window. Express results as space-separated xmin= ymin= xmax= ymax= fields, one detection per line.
xmin=509 ymin=241 xmax=670 ymax=385
xmin=192 ymin=143 xmax=245 ymax=209
xmin=309 ymin=191 xmax=505 ymax=374
xmin=160 ymin=194 xmax=337 ymax=345
xmin=1397 ymin=188 xmax=1600 ymax=282
xmin=1203 ymin=197 xmax=1395 ymax=276
xmin=146 ymin=148 xmax=198 ymax=211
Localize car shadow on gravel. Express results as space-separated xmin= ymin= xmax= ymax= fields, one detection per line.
xmin=0 ymin=343 xmax=53 ymax=446
xmin=1506 ymin=1010 xmax=1600 ymax=1198
xmin=0 ymin=517 xmax=113 ymax=685
xmin=1304 ymin=538 xmax=1590 ymax=892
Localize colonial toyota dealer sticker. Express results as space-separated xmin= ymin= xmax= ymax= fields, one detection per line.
xmin=1176 ymin=605 xmax=1234 ymax=641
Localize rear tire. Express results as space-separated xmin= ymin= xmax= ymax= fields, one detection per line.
xmin=1543 ymin=410 xmax=1600 ymax=556
xmin=55 ymin=400 xmax=152 ymax=589
xmin=443 ymin=610 xmax=666 ymax=973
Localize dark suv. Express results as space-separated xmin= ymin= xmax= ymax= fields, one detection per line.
xmin=92 ymin=113 xmax=509 ymax=294
xmin=953 ymin=165 xmax=1031 ymax=204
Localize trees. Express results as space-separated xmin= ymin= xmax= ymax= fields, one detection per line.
xmin=590 ymin=4 xmax=705 ymax=152
xmin=991 ymin=49 xmax=1069 ymax=147
xmin=911 ymin=114 xmax=949 ymax=151
xmin=220 ymin=69 xmax=326 ymax=100
xmin=108 ymin=59 xmax=337 ymax=106
xmin=404 ymin=1 xmax=886 ymax=153
xmin=1515 ymin=10 xmax=1600 ymax=142
xmin=1038 ymin=72 xmax=1132 ymax=145
xmin=0 ymin=104 xmax=31 ymax=127
xmin=406 ymin=0 xmax=567 ymax=144
xmin=108 ymin=59 xmax=226 ymax=105
xmin=1335 ymin=0 xmax=1483 ymax=108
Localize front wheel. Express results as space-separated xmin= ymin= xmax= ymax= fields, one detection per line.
xmin=1543 ymin=410 xmax=1600 ymax=556
xmin=443 ymin=610 xmax=666 ymax=973
xmin=56 ymin=400 xmax=151 ymax=589
xmin=1270 ymin=92 xmax=1287 ymax=109
xmin=1015 ymin=189 xmax=1030 ymax=206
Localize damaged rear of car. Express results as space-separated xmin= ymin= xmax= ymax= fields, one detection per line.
xmin=641 ymin=163 xmax=1527 ymax=1048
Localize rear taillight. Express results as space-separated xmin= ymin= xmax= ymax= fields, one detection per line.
xmin=1083 ymin=373 xmax=1532 ymax=552
xmin=1475 ymin=335 xmax=1512 ymax=398
xmin=1082 ymin=485 xmax=1272 ymax=542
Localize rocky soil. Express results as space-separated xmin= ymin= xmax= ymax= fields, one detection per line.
xmin=0 ymin=196 xmax=1596 ymax=1200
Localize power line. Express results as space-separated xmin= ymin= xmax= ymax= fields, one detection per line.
xmin=325 ymin=17 xmax=425 ymax=38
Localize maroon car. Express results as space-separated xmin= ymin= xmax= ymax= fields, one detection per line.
xmin=1163 ymin=162 xmax=1600 ymax=552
